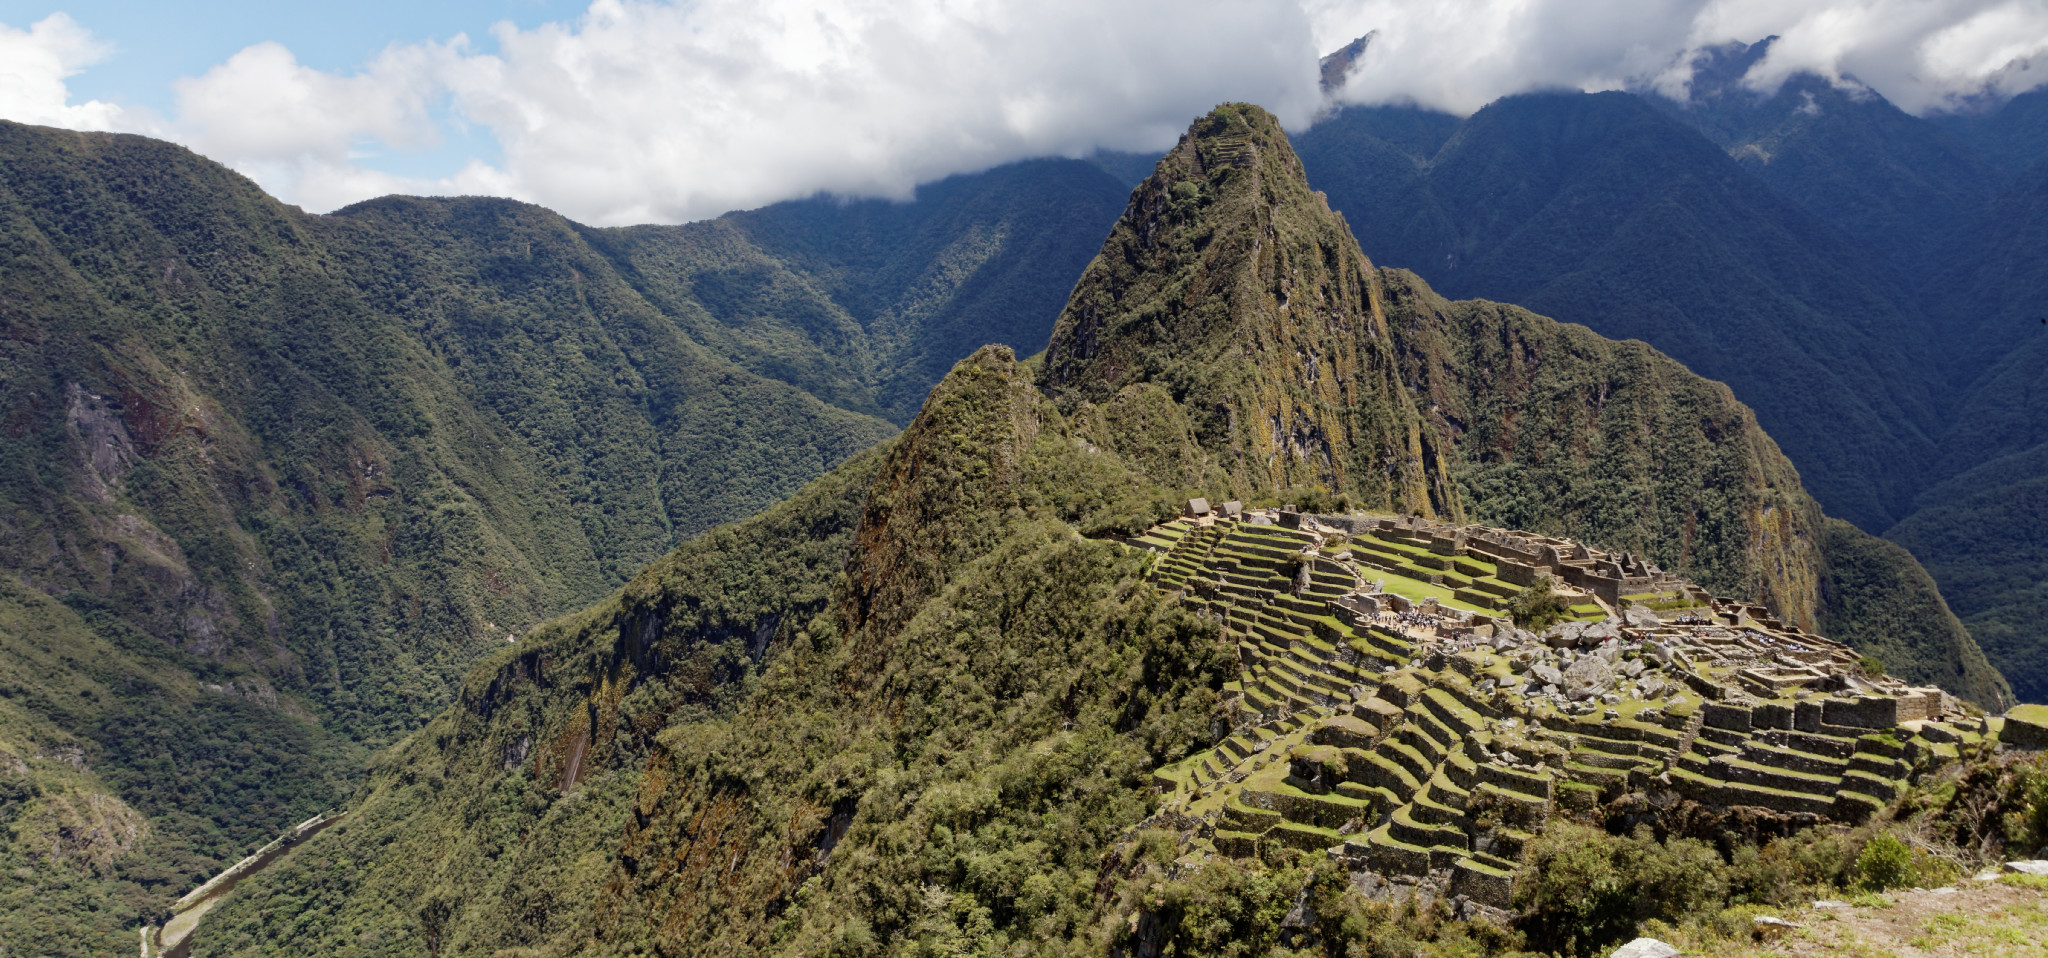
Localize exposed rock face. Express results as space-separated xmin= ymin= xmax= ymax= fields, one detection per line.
xmin=1610 ymin=938 xmax=1681 ymax=958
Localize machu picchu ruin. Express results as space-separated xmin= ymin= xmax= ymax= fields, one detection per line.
xmin=1119 ymin=503 xmax=2013 ymax=917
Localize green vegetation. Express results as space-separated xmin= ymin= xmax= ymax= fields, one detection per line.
xmin=1815 ymin=518 xmax=2012 ymax=708
xmin=1041 ymin=103 xmax=1448 ymax=515
xmin=1855 ymin=834 xmax=1917 ymax=891
xmin=1295 ymin=93 xmax=1943 ymax=534
xmin=1507 ymin=576 xmax=1571 ymax=630
xmin=1296 ymin=87 xmax=2048 ymax=705
xmin=197 ymin=348 xmax=1233 ymax=955
xmin=0 ymin=120 xmax=1134 ymax=950
xmin=194 ymin=105 xmax=2034 ymax=958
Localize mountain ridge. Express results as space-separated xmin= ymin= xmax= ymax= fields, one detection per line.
xmin=190 ymin=103 xmax=2010 ymax=958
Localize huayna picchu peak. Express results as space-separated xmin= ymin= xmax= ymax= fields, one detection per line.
xmin=1044 ymin=104 xmax=1450 ymax=517
xmin=150 ymin=104 xmax=2044 ymax=958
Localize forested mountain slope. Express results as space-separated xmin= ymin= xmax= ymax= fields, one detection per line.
xmin=198 ymin=103 xmax=2005 ymax=958
xmin=0 ymin=121 xmax=1125 ymax=954
xmin=1295 ymin=81 xmax=2048 ymax=702
xmin=1293 ymin=92 xmax=1940 ymax=533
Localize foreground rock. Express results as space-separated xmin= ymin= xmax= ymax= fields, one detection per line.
xmin=1610 ymin=938 xmax=1682 ymax=958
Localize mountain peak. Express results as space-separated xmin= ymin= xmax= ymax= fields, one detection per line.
xmin=1319 ymin=32 xmax=1375 ymax=96
xmin=1043 ymin=103 xmax=1453 ymax=516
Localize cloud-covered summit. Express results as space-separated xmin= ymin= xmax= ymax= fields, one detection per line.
xmin=4 ymin=1 xmax=2044 ymax=225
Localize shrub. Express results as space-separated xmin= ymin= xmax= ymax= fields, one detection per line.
xmin=1516 ymin=822 xmax=1728 ymax=956
xmin=1855 ymin=834 xmax=1917 ymax=891
xmin=1508 ymin=575 xmax=1572 ymax=631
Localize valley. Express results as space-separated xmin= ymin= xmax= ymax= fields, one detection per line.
xmin=0 ymin=24 xmax=2043 ymax=956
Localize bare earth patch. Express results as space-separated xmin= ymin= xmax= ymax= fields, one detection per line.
xmin=1668 ymin=876 xmax=2048 ymax=957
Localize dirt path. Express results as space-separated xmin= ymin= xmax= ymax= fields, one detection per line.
xmin=142 ymin=811 xmax=343 ymax=958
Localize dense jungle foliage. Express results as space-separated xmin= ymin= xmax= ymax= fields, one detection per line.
xmin=0 ymin=120 xmax=1125 ymax=952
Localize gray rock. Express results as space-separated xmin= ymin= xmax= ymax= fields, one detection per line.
xmin=2003 ymin=860 xmax=2048 ymax=875
xmin=1624 ymin=605 xmax=1662 ymax=628
xmin=1563 ymin=656 xmax=1614 ymax=697
xmin=1812 ymin=899 xmax=1849 ymax=908
xmin=1623 ymin=658 xmax=1645 ymax=678
xmin=1753 ymin=916 xmax=1798 ymax=941
xmin=1531 ymin=664 xmax=1564 ymax=686
xmin=1609 ymin=938 xmax=1681 ymax=958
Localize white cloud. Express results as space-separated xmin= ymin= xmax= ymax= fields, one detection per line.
xmin=1319 ymin=1 xmax=2048 ymax=117
xmin=152 ymin=0 xmax=1322 ymax=224
xmin=168 ymin=40 xmax=475 ymax=210
xmin=432 ymin=0 xmax=1323 ymax=224
xmin=10 ymin=2 xmax=2048 ymax=224
xmin=1311 ymin=0 xmax=1709 ymax=115
xmin=0 ymin=13 xmax=129 ymax=130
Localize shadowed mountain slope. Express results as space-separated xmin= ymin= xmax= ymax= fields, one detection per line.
xmin=197 ymin=104 xmax=2007 ymax=958
xmin=1294 ymin=92 xmax=1942 ymax=533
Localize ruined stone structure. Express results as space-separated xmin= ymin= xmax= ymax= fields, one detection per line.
xmin=1122 ymin=509 xmax=2004 ymax=913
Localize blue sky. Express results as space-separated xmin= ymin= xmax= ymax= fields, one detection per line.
xmin=0 ymin=1 xmax=577 ymax=177
xmin=3 ymin=2 xmax=2043 ymax=226
xmin=3 ymin=2 xmax=565 ymax=106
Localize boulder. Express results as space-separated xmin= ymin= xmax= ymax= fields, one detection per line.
xmin=2002 ymin=704 xmax=2048 ymax=750
xmin=1563 ymin=656 xmax=1614 ymax=698
xmin=1624 ymin=605 xmax=1663 ymax=628
xmin=1610 ymin=938 xmax=1681 ymax=958
xmin=1531 ymin=664 xmax=1564 ymax=687
xmin=2003 ymin=860 xmax=2048 ymax=875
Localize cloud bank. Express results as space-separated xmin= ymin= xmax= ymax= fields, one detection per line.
xmin=1316 ymin=0 xmax=2048 ymax=116
xmin=2 ymin=1 xmax=2045 ymax=224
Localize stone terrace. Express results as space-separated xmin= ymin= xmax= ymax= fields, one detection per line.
xmin=1121 ymin=504 xmax=2006 ymax=913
